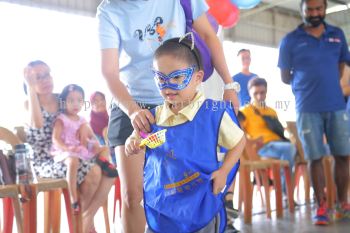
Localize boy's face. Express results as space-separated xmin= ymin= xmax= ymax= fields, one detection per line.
xmin=153 ymin=54 xmax=203 ymax=109
xmin=91 ymin=94 xmax=107 ymax=112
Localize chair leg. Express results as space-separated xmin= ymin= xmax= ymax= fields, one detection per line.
xmin=50 ymin=190 xmax=62 ymax=233
xmin=301 ymin=165 xmax=311 ymax=204
xmin=238 ymin=172 xmax=243 ymax=211
xmin=22 ymin=184 xmax=37 ymax=233
xmin=260 ymin=169 xmax=271 ymax=219
xmin=242 ymin=166 xmax=253 ymax=224
xmin=294 ymin=164 xmax=301 ymax=203
xmin=113 ymin=177 xmax=122 ymax=222
xmin=272 ymin=164 xmax=283 ymax=218
xmin=44 ymin=192 xmax=51 ymax=233
xmin=284 ymin=166 xmax=295 ymax=213
xmin=63 ymin=188 xmax=82 ymax=233
xmin=11 ymin=196 xmax=23 ymax=233
xmin=3 ymin=197 xmax=14 ymax=233
xmin=103 ymin=200 xmax=110 ymax=233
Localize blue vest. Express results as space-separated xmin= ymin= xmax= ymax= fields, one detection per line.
xmin=144 ymin=99 xmax=240 ymax=233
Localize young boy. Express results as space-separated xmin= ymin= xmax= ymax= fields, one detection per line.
xmin=125 ymin=37 xmax=245 ymax=233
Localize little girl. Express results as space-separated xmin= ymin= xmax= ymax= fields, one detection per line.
xmin=51 ymin=84 xmax=118 ymax=213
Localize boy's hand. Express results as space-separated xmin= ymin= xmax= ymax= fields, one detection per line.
xmin=125 ymin=136 xmax=143 ymax=156
xmin=211 ymin=169 xmax=228 ymax=195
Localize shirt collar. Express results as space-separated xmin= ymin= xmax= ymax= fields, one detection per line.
xmin=296 ymin=22 xmax=335 ymax=35
xmin=157 ymin=92 xmax=205 ymax=125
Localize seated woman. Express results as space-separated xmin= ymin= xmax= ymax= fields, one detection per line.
xmin=23 ymin=60 xmax=114 ymax=233
xmin=89 ymin=91 xmax=116 ymax=164
xmin=239 ymin=77 xmax=296 ymax=195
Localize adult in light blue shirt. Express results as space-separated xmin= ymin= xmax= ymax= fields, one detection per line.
xmin=278 ymin=0 xmax=350 ymax=225
xmin=232 ymin=49 xmax=258 ymax=107
xmin=96 ymin=1 xmax=239 ymax=232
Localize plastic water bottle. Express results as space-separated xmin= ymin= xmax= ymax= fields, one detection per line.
xmin=15 ymin=144 xmax=31 ymax=184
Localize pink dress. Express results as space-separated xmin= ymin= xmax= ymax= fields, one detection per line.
xmin=51 ymin=114 xmax=96 ymax=162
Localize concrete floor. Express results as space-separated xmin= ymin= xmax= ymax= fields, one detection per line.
xmin=233 ymin=204 xmax=350 ymax=233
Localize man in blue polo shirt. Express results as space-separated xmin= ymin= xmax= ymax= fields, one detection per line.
xmin=232 ymin=49 xmax=258 ymax=107
xmin=278 ymin=0 xmax=350 ymax=225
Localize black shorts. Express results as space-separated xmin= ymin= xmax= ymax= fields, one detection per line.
xmin=107 ymin=103 xmax=158 ymax=147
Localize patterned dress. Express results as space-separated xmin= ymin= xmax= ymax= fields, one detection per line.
xmin=26 ymin=108 xmax=95 ymax=184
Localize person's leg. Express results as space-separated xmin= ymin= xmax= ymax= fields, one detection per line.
xmin=325 ymin=110 xmax=350 ymax=218
xmin=64 ymin=157 xmax=79 ymax=206
xmin=117 ymin=146 xmax=146 ymax=233
xmin=309 ymin=158 xmax=327 ymax=204
xmin=297 ymin=112 xmax=330 ymax=224
xmin=107 ymin=103 xmax=150 ymax=233
xmin=82 ymin=175 xmax=114 ymax=233
xmin=333 ymin=156 xmax=349 ymax=203
xmin=79 ymin=165 xmax=102 ymax=211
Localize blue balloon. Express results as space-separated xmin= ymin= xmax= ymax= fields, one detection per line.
xmin=231 ymin=0 xmax=261 ymax=9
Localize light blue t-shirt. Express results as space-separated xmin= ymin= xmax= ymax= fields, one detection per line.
xmin=232 ymin=72 xmax=257 ymax=107
xmin=97 ymin=0 xmax=208 ymax=105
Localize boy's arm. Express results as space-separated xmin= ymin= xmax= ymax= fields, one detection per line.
xmin=220 ymin=136 xmax=245 ymax=174
xmin=52 ymin=119 xmax=69 ymax=151
xmin=125 ymin=131 xmax=145 ymax=157
xmin=212 ymin=136 xmax=245 ymax=195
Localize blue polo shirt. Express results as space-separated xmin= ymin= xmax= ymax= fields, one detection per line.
xmin=232 ymin=72 xmax=257 ymax=107
xmin=278 ymin=23 xmax=350 ymax=113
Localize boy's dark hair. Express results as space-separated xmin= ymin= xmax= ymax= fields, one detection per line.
xmin=59 ymin=84 xmax=85 ymax=111
xmin=23 ymin=60 xmax=50 ymax=95
xmin=300 ymin=0 xmax=327 ymax=9
xmin=154 ymin=37 xmax=202 ymax=71
xmin=237 ymin=49 xmax=250 ymax=56
xmin=248 ymin=77 xmax=267 ymax=90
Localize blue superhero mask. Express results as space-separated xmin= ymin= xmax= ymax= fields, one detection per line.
xmin=153 ymin=66 xmax=195 ymax=90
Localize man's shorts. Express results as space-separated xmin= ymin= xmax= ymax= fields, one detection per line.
xmin=296 ymin=110 xmax=350 ymax=161
xmin=107 ymin=103 xmax=158 ymax=147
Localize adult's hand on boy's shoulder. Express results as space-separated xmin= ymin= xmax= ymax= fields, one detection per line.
xmin=129 ymin=109 xmax=155 ymax=133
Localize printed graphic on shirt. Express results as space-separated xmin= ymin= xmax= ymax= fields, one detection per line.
xmin=134 ymin=16 xmax=175 ymax=49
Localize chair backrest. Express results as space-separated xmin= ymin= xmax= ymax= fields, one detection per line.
xmin=286 ymin=121 xmax=306 ymax=163
xmin=0 ymin=126 xmax=22 ymax=150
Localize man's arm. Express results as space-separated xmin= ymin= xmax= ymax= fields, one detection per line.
xmin=340 ymin=63 xmax=350 ymax=96
xmin=280 ymin=69 xmax=292 ymax=85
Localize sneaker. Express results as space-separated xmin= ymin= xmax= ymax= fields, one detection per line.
xmin=314 ymin=205 xmax=330 ymax=225
xmin=72 ymin=201 xmax=80 ymax=215
xmin=225 ymin=222 xmax=240 ymax=233
xmin=334 ymin=203 xmax=350 ymax=221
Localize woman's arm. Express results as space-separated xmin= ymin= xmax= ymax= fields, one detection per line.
xmin=52 ymin=119 xmax=69 ymax=151
xmin=100 ymin=49 xmax=155 ymax=132
xmin=193 ymin=14 xmax=239 ymax=111
xmin=24 ymin=66 xmax=44 ymax=128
